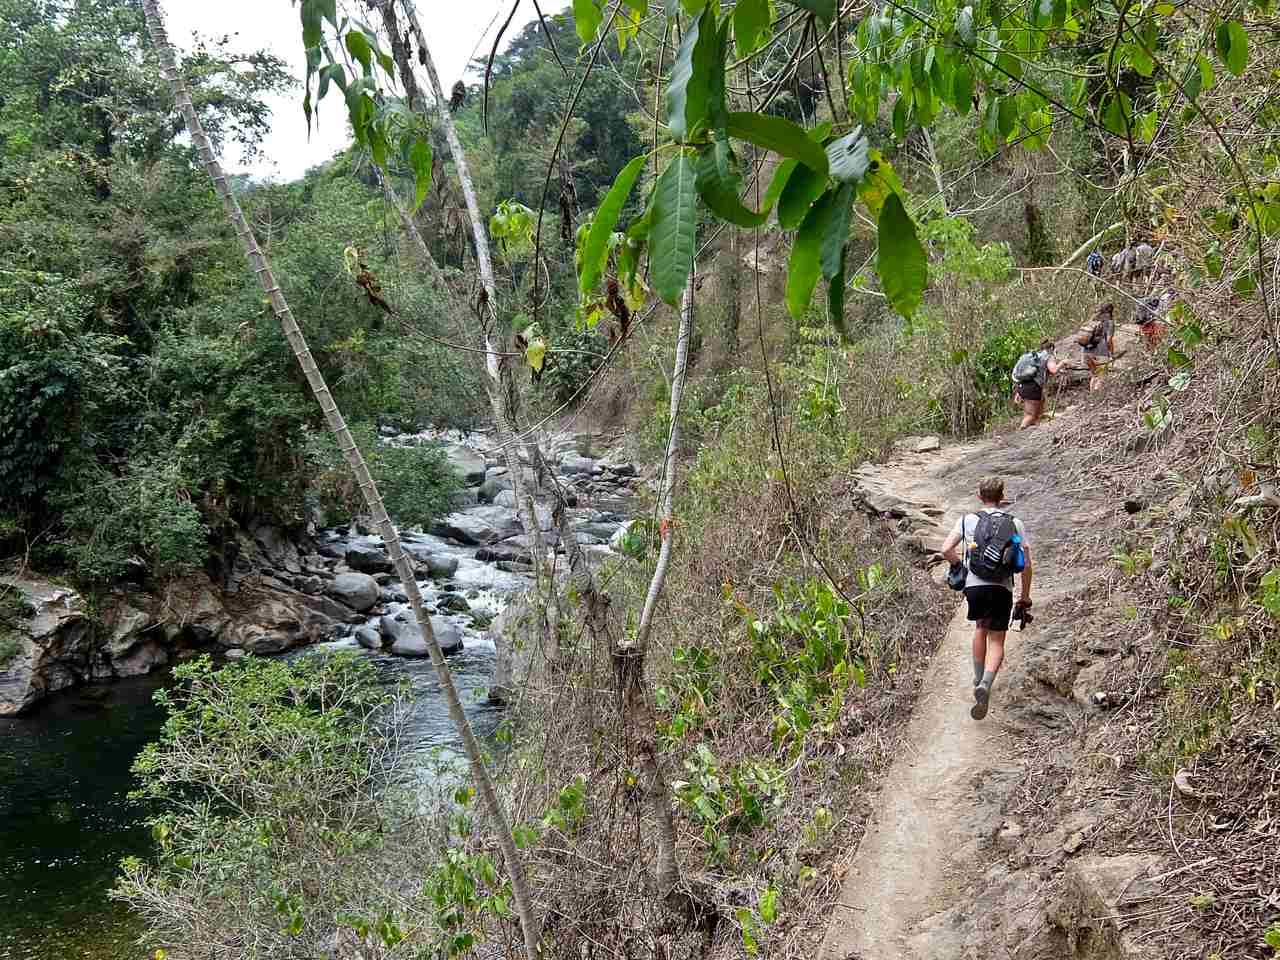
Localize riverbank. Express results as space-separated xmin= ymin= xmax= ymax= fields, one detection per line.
xmin=0 ymin=426 xmax=644 ymax=958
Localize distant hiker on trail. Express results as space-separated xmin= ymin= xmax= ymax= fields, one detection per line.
xmin=1133 ymin=242 xmax=1155 ymax=279
xmin=1078 ymin=302 xmax=1116 ymax=390
xmin=1010 ymin=339 xmax=1062 ymax=429
xmin=1110 ymin=248 xmax=1131 ymax=277
xmin=1086 ymin=250 xmax=1103 ymax=277
xmin=940 ymin=477 xmax=1034 ymax=721
xmin=1136 ymin=291 xmax=1173 ymax=348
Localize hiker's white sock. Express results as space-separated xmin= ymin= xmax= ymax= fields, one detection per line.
xmin=980 ymin=670 xmax=996 ymax=689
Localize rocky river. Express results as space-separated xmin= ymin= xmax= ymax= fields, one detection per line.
xmin=0 ymin=428 xmax=641 ymax=959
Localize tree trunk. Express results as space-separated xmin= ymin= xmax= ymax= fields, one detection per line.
xmin=623 ymin=276 xmax=695 ymax=898
xmin=138 ymin=4 xmax=540 ymax=956
xmin=378 ymin=0 xmax=559 ymax=663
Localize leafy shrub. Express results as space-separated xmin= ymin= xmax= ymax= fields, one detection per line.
xmin=306 ymin=423 xmax=461 ymax=528
xmin=114 ymin=652 xmax=457 ymax=958
xmin=534 ymin=323 xmax=609 ymax=409
xmin=52 ymin=459 xmax=209 ymax=582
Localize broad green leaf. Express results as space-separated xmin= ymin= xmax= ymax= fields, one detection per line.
xmin=345 ymin=30 xmax=373 ymax=75
xmin=1128 ymin=43 xmax=1154 ymax=77
xmin=760 ymin=886 xmax=779 ymax=925
xmin=1154 ymin=1 xmax=1175 ymax=12
xmin=727 ymin=112 xmax=829 ymax=175
xmin=952 ymin=63 xmax=974 ymax=115
xmin=789 ymin=0 xmax=836 ymax=21
xmin=828 ymin=257 xmax=847 ymax=335
xmin=1025 ymin=108 xmax=1052 ymax=149
xmin=858 ymin=150 xmax=903 ymax=219
xmin=696 ymin=142 xmax=767 ymax=226
xmin=1225 ymin=20 xmax=1248 ymax=75
xmin=1102 ymin=92 xmax=1132 ymax=136
xmin=826 ymin=128 xmax=869 ymax=183
xmin=997 ymin=95 xmax=1018 ymax=138
xmin=409 ymin=139 xmax=433 ymax=212
xmin=667 ymin=6 xmax=717 ymax=139
xmin=580 ymin=155 xmax=647 ymax=295
xmin=1198 ymin=54 xmax=1216 ymax=92
xmin=956 ymin=5 xmax=976 ymax=44
xmin=650 ymin=154 xmax=698 ymax=305
xmin=786 ymin=189 xmax=837 ymax=319
xmin=574 ymin=0 xmax=604 ymax=45
xmin=892 ymin=95 xmax=909 ymax=140
xmin=778 ymin=162 xmax=827 ymax=229
xmin=762 ymin=159 xmax=798 ymax=212
xmin=1138 ymin=110 xmax=1158 ymax=143
xmin=734 ymin=0 xmax=771 ymax=55
xmin=821 ymin=183 xmax=856 ymax=279
xmin=877 ymin=193 xmax=927 ymax=317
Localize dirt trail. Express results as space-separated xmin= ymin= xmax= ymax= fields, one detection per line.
xmin=821 ymin=375 xmax=1127 ymax=959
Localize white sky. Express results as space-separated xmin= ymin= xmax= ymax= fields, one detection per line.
xmin=165 ymin=1 xmax=543 ymax=181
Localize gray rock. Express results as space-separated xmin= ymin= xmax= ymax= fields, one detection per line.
xmin=224 ymin=648 xmax=247 ymax=660
xmin=317 ymin=540 xmax=349 ymax=561
xmin=449 ymin=488 xmax=479 ymax=509
xmin=600 ymin=460 xmax=638 ymax=477
xmin=444 ymin=443 xmax=488 ymax=485
xmin=1 ymin=577 xmax=92 ymax=716
xmin=492 ymin=489 xmax=516 ymax=508
xmin=560 ymin=454 xmax=599 ymax=477
xmin=253 ymin=524 xmax=302 ymax=573
xmin=575 ymin=521 xmax=622 ymax=541
xmin=345 ymin=543 xmax=393 ymax=574
xmin=325 ymin=572 xmax=380 ymax=613
xmin=380 ymin=614 xmax=463 ymax=656
xmin=432 ymin=506 xmax=521 ymax=545
xmin=295 ymin=575 xmax=325 ymax=595
xmin=437 ymin=593 xmax=471 ymax=614
xmin=355 ymin=626 xmax=384 ymax=651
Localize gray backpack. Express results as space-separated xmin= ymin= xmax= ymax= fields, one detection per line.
xmin=1011 ymin=351 xmax=1043 ymax=384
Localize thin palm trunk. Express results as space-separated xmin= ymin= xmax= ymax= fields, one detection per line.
xmin=627 ymin=277 xmax=695 ymax=896
xmin=139 ymin=3 xmax=540 ymax=955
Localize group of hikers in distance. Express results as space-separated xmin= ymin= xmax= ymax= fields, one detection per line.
xmin=1009 ymin=238 xmax=1177 ymax=429
xmin=936 ymin=240 xmax=1179 ymax=722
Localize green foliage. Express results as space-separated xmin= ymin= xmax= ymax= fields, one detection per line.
xmin=1259 ymin=566 xmax=1280 ymax=620
xmin=579 ymin=154 xmax=647 ymax=296
xmin=115 ymin=652 xmax=467 ymax=957
xmin=307 ymin=424 xmax=460 ymax=529
xmin=490 ymin=199 xmax=536 ymax=260
xmin=650 ymin=152 xmax=698 ymax=304
xmin=534 ymin=324 xmax=609 ymax=408
xmin=54 ymin=460 xmax=210 ymax=582
xmin=672 ymin=744 xmax=785 ymax=864
xmin=877 ymin=194 xmax=928 ymax=318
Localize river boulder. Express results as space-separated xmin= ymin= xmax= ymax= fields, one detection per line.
xmin=444 ymin=444 xmax=487 ymax=485
xmin=380 ymin=613 xmax=463 ymax=657
xmin=354 ymin=626 xmax=384 ymax=651
xmin=432 ymin=506 xmax=521 ymax=545
xmin=325 ymin=572 xmax=380 ymax=612
xmin=345 ymin=543 xmax=394 ymax=575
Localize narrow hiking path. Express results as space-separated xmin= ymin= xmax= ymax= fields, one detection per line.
xmin=821 ymin=327 xmax=1145 ymax=960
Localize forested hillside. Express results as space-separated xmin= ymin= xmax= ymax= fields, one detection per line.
xmin=2 ymin=0 xmax=1279 ymax=959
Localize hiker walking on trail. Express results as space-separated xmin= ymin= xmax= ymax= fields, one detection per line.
xmin=940 ymin=477 xmax=1034 ymax=721
xmin=1086 ymin=250 xmax=1104 ymax=277
xmin=1010 ymin=339 xmax=1062 ymax=429
xmin=1079 ymin=302 xmax=1116 ymax=391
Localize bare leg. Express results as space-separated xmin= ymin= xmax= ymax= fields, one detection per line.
xmin=972 ymin=625 xmax=988 ymax=671
xmin=984 ymin=631 xmax=1006 ymax=677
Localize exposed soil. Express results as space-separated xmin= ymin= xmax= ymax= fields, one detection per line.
xmin=819 ymin=324 xmax=1177 ymax=960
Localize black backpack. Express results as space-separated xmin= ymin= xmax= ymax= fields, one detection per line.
xmin=966 ymin=511 xmax=1025 ymax=581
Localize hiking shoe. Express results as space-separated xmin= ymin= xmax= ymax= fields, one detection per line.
xmin=970 ymin=682 xmax=991 ymax=721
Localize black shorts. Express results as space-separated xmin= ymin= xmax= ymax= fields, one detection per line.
xmin=1016 ymin=381 xmax=1043 ymax=402
xmin=964 ymin=585 xmax=1013 ymax=631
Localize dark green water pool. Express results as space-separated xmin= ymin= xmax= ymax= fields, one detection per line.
xmin=0 ymin=676 xmax=166 ymax=960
